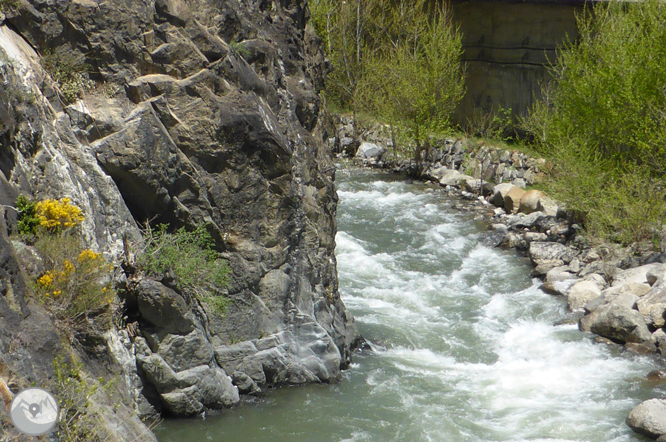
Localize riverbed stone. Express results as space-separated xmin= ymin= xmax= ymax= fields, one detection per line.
xmin=529 ymin=242 xmax=576 ymax=268
xmin=567 ymin=280 xmax=602 ymax=311
xmin=653 ymin=329 xmax=666 ymax=356
xmin=519 ymin=189 xmax=544 ymax=214
xmin=627 ymin=399 xmax=666 ymax=439
xmin=590 ymin=305 xmax=652 ymax=344
xmin=648 ymin=264 xmax=666 ymax=286
xmin=356 ymin=142 xmax=385 ymax=159
xmin=536 ymin=195 xmax=559 ymax=217
xmin=637 ymin=285 xmax=666 ymax=328
xmin=504 ymin=187 xmax=526 ymax=214
xmin=489 ymin=183 xmax=514 ymax=207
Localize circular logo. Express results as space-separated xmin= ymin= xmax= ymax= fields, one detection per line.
xmin=9 ymin=387 xmax=59 ymax=436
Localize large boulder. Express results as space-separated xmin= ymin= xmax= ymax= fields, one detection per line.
xmin=567 ymin=279 xmax=602 ymax=311
xmin=438 ymin=169 xmax=473 ymax=187
xmin=637 ymin=285 xmax=666 ymax=328
xmin=519 ymin=189 xmax=544 ymax=214
xmin=135 ymin=280 xmax=195 ymax=334
xmin=627 ymin=399 xmax=666 ymax=439
xmin=536 ymin=195 xmax=559 ymax=217
xmin=589 ymin=305 xmax=652 ymax=344
xmin=504 ymin=186 xmax=526 ymax=214
xmin=490 ymin=183 xmax=514 ymax=207
xmin=529 ymin=242 xmax=577 ymax=272
xmin=356 ymin=142 xmax=385 ymax=159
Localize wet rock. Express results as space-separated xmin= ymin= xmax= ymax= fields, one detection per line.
xmin=627 ymin=399 xmax=666 ymax=439
xmin=654 ymin=329 xmax=666 ymax=356
xmin=625 ymin=341 xmax=656 ymax=355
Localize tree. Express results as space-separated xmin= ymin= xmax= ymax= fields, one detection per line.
xmin=357 ymin=0 xmax=465 ymax=157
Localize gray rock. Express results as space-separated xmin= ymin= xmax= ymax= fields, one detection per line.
xmin=637 ymin=285 xmax=666 ymax=328
xmin=135 ymin=280 xmax=195 ymax=334
xmin=567 ymin=280 xmax=602 ymax=312
xmin=356 ymin=142 xmax=385 ymax=159
xmin=490 ymin=183 xmax=514 ymax=207
xmin=529 ymin=242 xmax=577 ymax=267
xmin=590 ymin=305 xmax=652 ymax=344
xmin=627 ymin=399 xmax=666 ymax=439
xmin=653 ymin=329 xmax=666 ymax=356
xmin=648 ymin=264 xmax=666 ymax=286
xmin=161 ymin=386 xmax=204 ymax=416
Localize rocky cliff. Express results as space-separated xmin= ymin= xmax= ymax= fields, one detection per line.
xmin=0 ymin=0 xmax=359 ymax=438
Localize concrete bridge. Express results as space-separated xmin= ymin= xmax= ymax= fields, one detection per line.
xmin=450 ymin=0 xmax=594 ymax=123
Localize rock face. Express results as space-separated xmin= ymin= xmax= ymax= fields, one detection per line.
xmin=0 ymin=0 xmax=360 ymax=434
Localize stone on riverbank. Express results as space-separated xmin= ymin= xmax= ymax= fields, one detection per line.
xmin=567 ymin=279 xmax=602 ymax=311
xmin=504 ymin=187 xmax=526 ymax=214
xmin=357 ymin=142 xmax=385 ymax=159
xmin=627 ymin=399 xmax=666 ymax=439
xmin=519 ymin=189 xmax=544 ymax=215
xmin=589 ymin=305 xmax=652 ymax=344
xmin=490 ymin=183 xmax=514 ymax=207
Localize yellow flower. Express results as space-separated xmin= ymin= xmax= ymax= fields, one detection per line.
xmin=77 ymin=249 xmax=101 ymax=262
xmin=35 ymin=198 xmax=85 ymax=232
xmin=37 ymin=272 xmax=55 ymax=288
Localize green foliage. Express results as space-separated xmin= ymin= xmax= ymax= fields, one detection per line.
xmin=40 ymin=49 xmax=94 ymax=104
xmin=0 ymin=0 xmax=20 ymax=13
xmin=15 ymin=195 xmax=40 ymax=236
xmin=33 ymin=234 xmax=116 ymax=329
xmin=357 ymin=0 xmax=465 ymax=152
xmin=311 ymin=0 xmax=464 ymax=155
xmin=523 ymin=0 xmax=666 ymax=244
xmin=52 ymin=356 xmax=109 ymax=442
xmin=138 ymin=224 xmax=230 ymax=314
xmin=229 ymin=40 xmax=250 ymax=59
xmin=464 ymin=106 xmax=516 ymax=142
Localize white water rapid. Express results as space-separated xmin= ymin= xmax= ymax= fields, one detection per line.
xmin=155 ymin=166 xmax=664 ymax=442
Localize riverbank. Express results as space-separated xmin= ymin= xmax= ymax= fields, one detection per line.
xmin=330 ymin=115 xmax=666 ymax=439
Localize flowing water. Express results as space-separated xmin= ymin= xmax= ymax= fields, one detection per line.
xmin=156 ymin=166 xmax=665 ymax=442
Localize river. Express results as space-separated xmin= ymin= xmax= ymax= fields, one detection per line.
xmin=155 ymin=166 xmax=664 ymax=442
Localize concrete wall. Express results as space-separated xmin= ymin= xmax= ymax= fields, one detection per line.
xmin=450 ymin=1 xmax=585 ymax=123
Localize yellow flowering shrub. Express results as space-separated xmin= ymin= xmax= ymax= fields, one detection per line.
xmin=35 ymin=198 xmax=84 ymax=232
xmin=33 ymin=235 xmax=115 ymax=324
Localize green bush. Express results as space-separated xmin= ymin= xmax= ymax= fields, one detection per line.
xmin=33 ymin=234 xmax=116 ymax=330
xmin=16 ymin=195 xmax=40 ymax=236
xmin=523 ymin=0 xmax=666 ymax=244
xmin=137 ymin=224 xmax=230 ymax=314
xmin=40 ymin=49 xmax=94 ymax=104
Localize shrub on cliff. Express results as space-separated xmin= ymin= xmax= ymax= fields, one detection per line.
xmin=523 ymin=0 xmax=666 ymax=244
xmin=137 ymin=224 xmax=230 ymax=314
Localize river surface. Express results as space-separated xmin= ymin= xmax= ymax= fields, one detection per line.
xmin=156 ymin=166 xmax=665 ymax=442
